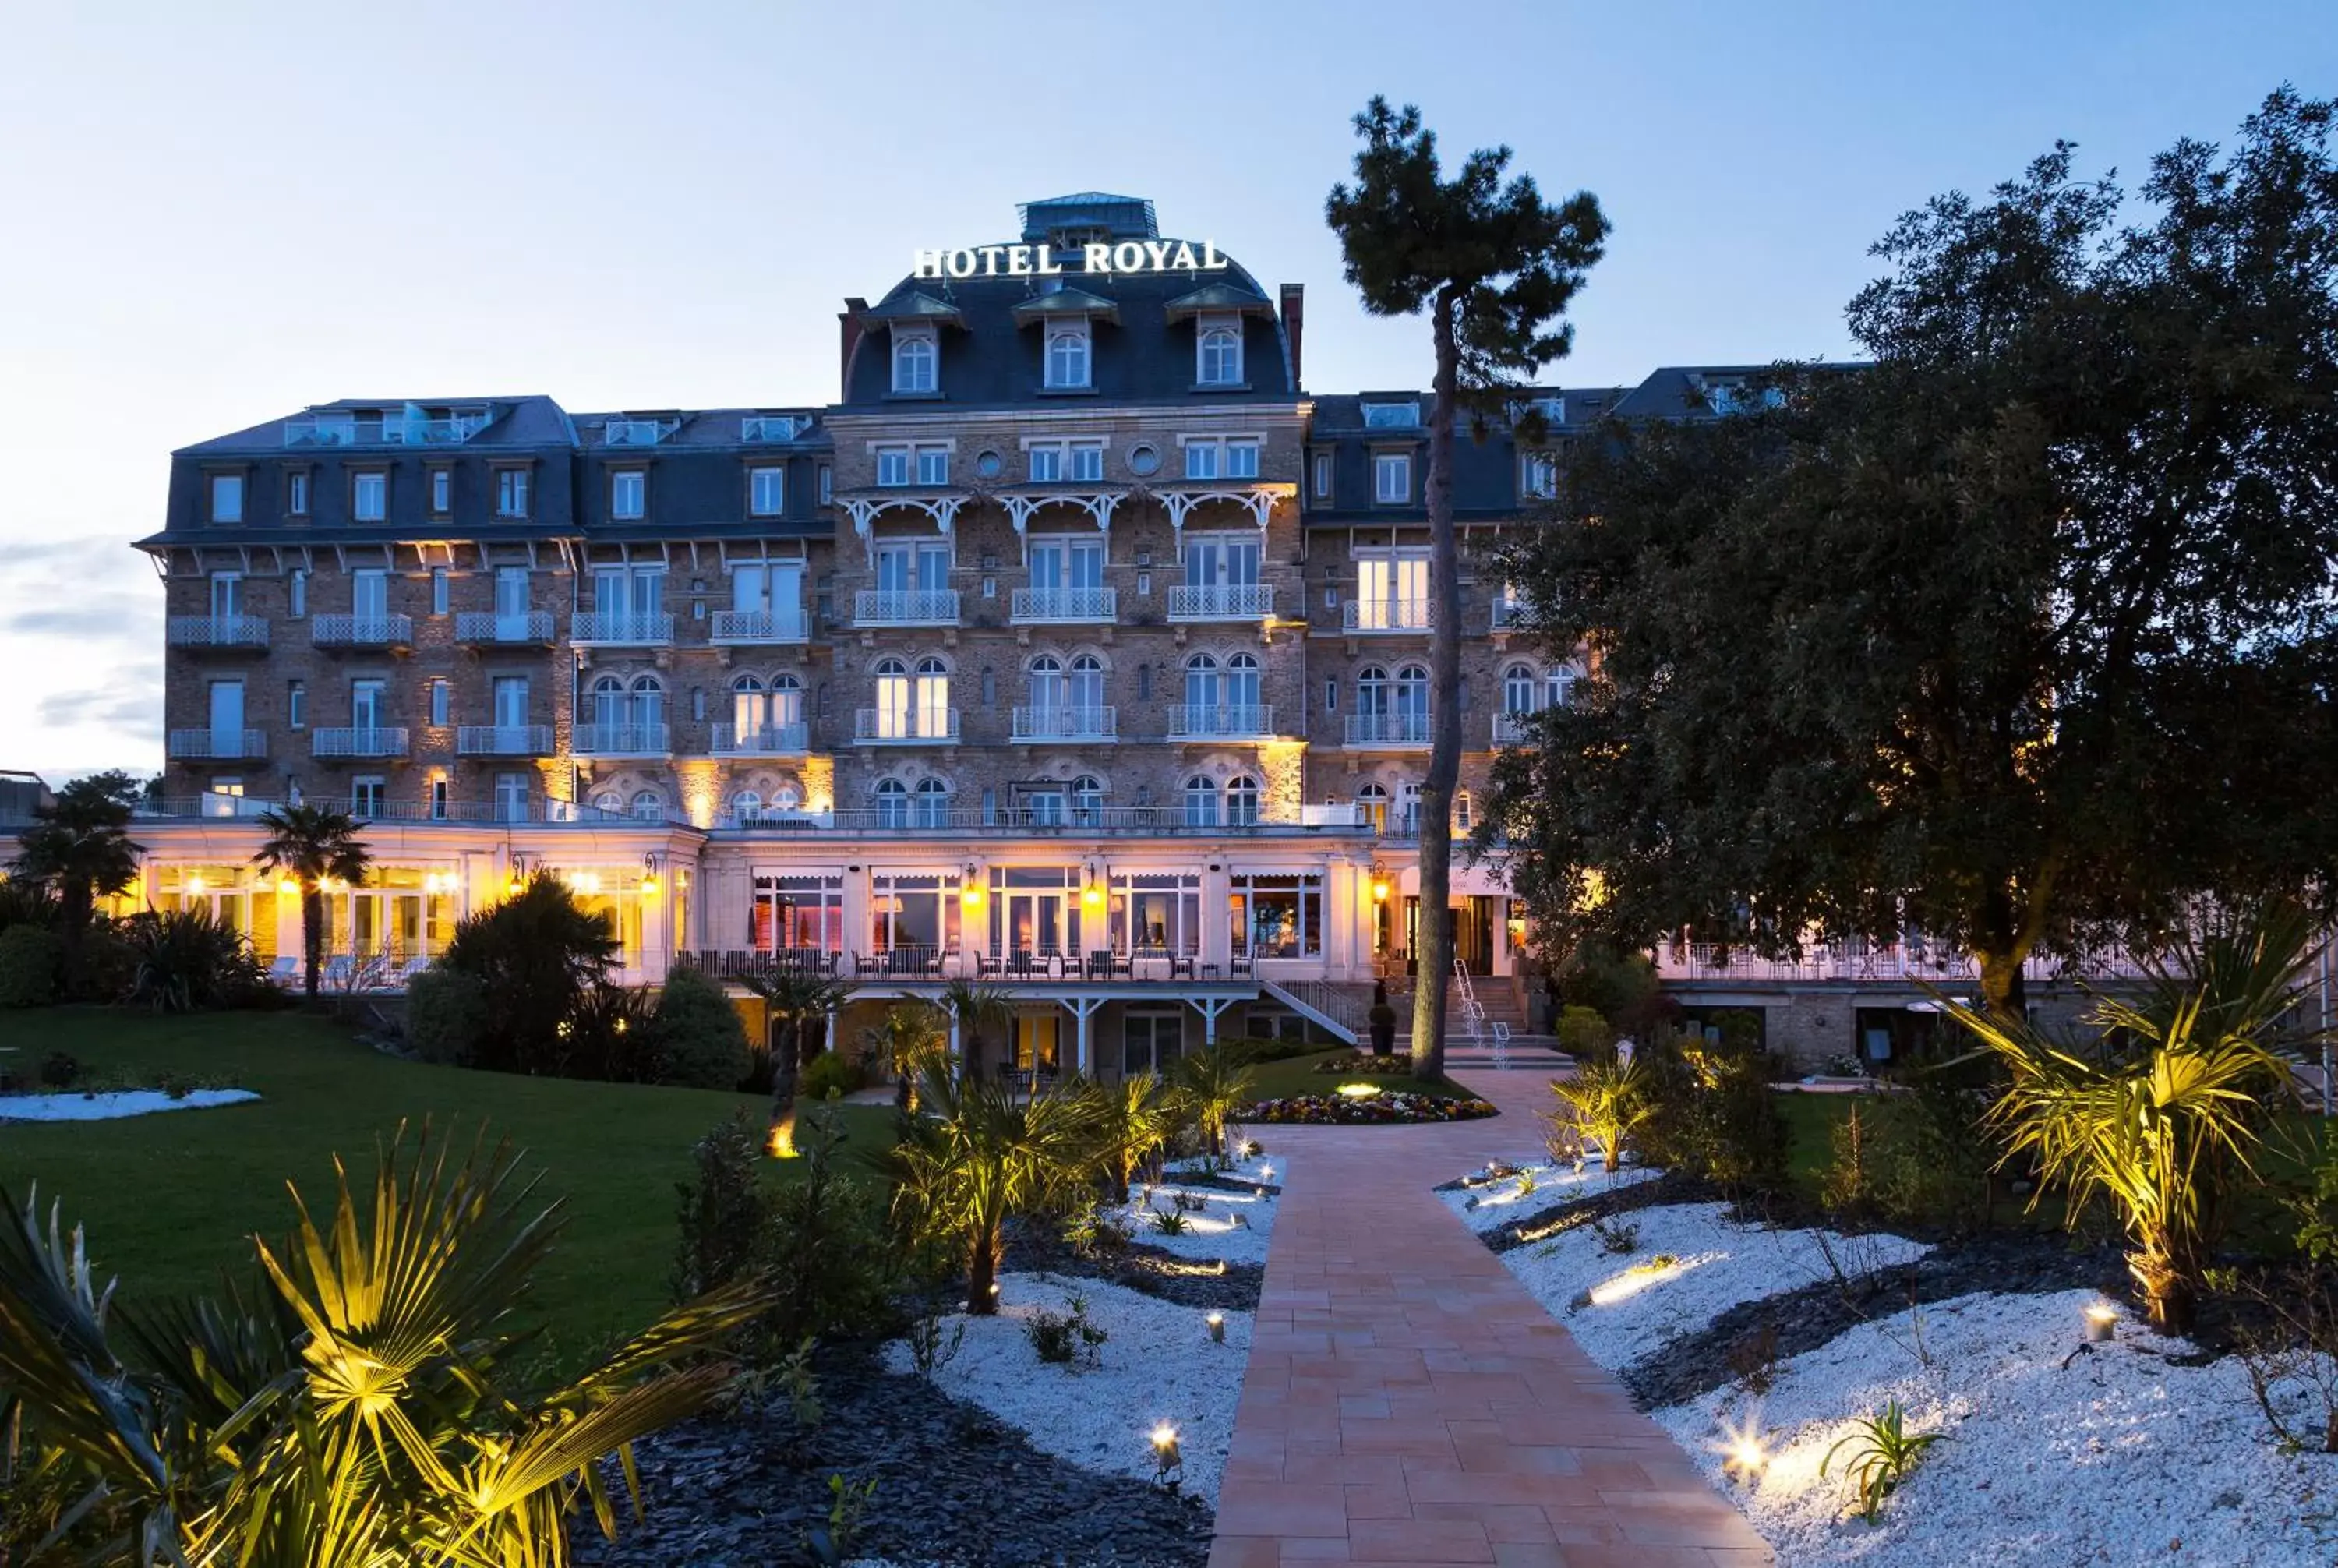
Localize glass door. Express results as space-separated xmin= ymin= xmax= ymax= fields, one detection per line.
xmin=1004 ymin=891 xmax=1065 ymax=961
xmin=495 ymin=567 xmax=530 ymax=637
xmin=352 ymin=570 xmax=388 ymax=624
xmin=1120 ymin=1012 xmax=1184 ymax=1078
xmin=207 ymin=679 xmax=244 ymax=751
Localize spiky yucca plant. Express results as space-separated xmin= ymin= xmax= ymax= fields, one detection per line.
xmin=864 ymin=1001 xmax=946 ymax=1115
xmin=0 ymin=1125 xmax=761 ymax=1566
xmin=886 ymin=1067 xmax=1099 ymax=1314
xmin=1168 ymin=1045 xmax=1256 ymax=1170
xmin=1941 ymin=903 xmax=2323 ymax=1333
xmin=1548 ymin=1053 xmax=1656 ymax=1172
xmin=1082 ymin=1074 xmax=1178 ymax=1202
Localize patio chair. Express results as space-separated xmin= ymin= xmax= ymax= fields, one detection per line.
xmin=269 ymin=955 xmax=299 ymax=986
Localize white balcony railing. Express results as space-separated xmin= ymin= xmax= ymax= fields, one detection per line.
xmin=167 ymin=615 xmax=269 ymax=649
xmin=1492 ymin=710 xmax=1538 ymax=747
xmin=1342 ymin=598 xmax=1436 ymax=633
xmin=854 ymin=589 xmax=960 ymax=627
xmin=1167 ymin=584 xmax=1273 ymax=622
xmin=1345 ymin=712 xmax=1432 ymax=747
xmin=854 ymin=708 xmax=960 ymax=743
xmin=310 ymin=614 xmax=412 ymax=648
xmin=454 ymin=610 xmax=553 ymax=644
xmin=569 ymin=613 xmax=674 ymax=645
xmin=1168 ymin=704 xmax=1273 ymax=740
xmin=1010 ymin=587 xmax=1118 ymax=623
xmin=165 ymin=727 xmax=266 ymax=759
xmin=1490 ymin=595 xmax=1530 ymax=630
xmin=710 ymin=608 xmax=811 ymax=644
xmin=1654 ymin=939 xmax=2153 ymax=986
xmin=1012 ymin=705 xmax=1118 ymax=741
xmin=456 ymin=724 xmax=553 ymax=756
xmin=311 ymin=726 xmax=410 ymax=759
xmin=710 ymin=722 xmax=810 ymax=755
xmin=571 ymin=722 xmax=673 ymax=756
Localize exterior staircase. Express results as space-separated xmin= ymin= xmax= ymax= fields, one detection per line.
xmin=1388 ymin=962 xmax=1566 ymax=1072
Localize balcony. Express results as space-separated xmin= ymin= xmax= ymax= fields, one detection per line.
xmin=570 ymin=613 xmax=674 ymax=646
xmin=854 ymin=589 xmax=960 ymax=627
xmin=1167 ymin=704 xmax=1274 ymax=741
xmin=165 ymin=727 xmax=266 ymax=760
xmin=1489 ymin=595 xmax=1530 ymax=630
xmin=708 ymin=804 xmax=1376 ymax=836
xmin=454 ymin=610 xmax=555 ymax=645
xmin=710 ymin=722 xmax=810 ymax=756
xmin=284 ymin=408 xmax=491 ymax=447
xmin=572 ymin=722 xmax=673 ymax=758
xmin=311 ymin=614 xmax=414 ymax=650
xmin=1012 ymin=706 xmax=1118 ymax=742
xmin=1011 ymin=587 xmax=1118 ymax=624
xmin=1167 ymin=584 xmax=1273 ymax=623
xmin=312 ymin=726 xmax=410 ymax=760
xmin=1342 ymin=598 xmax=1436 ymax=634
xmin=710 ymin=608 xmax=811 ymax=645
xmin=1345 ymin=712 xmax=1432 ymax=748
xmin=854 ymin=708 xmax=960 ymax=744
xmin=1492 ymin=710 xmax=1537 ymax=747
xmin=167 ymin=615 xmax=269 ymax=651
xmin=456 ymin=724 xmax=553 ymax=757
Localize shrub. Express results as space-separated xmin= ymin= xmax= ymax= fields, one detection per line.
xmin=1639 ymin=1033 xmax=1791 ymax=1196
xmin=1548 ymin=1053 xmax=1656 ymax=1171
xmin=800 ymin=1051 xmax=863 ymax=1102
xmin=404 ymin=966 xmax=491 ymax=1066
xmin=120 ymin=906 xmax=268 ymax=1014
xmin=673 ymin=1111 xmax=770 ymax=1302
xmin=655 ymin=968 xmax=753 ymax=1089
xmin=1555 ymin=1005 xmax=1612 ymax=1058
xmin=437 ymin=873 xmax=620 ymax=1075
xmin=38 ymin=1051 xmax=80 ymax=1089
xmin=1870 ymin=1080 xmax=1995 ymax=1235
xmin=0 ymin=923 xmax=62 ymax=1008
xmin=762 ymin=1106 xmax=903 ymax=1347
xmin=1026 ymin=1291 xmax=1107 ymax=1368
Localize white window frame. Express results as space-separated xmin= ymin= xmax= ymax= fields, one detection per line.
xmin=1181 ymin=436 xmax=1263 ymax=482
xmin=1362 ymin=401 xmax=1420 ymax=429
xmin=891 ymin=327 xmax=938 ymax=394
xmin=430 ymin=568 xmax=449 ymax=616
xmin=1312 ymin=451 xmax=1333 ymax=500
xmin=288 ymin=569 xmax=306 ymax=618
xmin=1195 ymin=313 xmax=1243 ymax=385
xmin=609 ymin=469 xmax=646 ymax=521
xmin=874 ymin=442 xmax=951 ymax=488
xmin=1373 ymin=451 xmax=1411 ymax=504
xmin=351 ymin=471 xmax=387 ymax=522
xmin=495 ymin=468 xmax=529 ymax=518
xmin=749 ymin=465 xmax=786 ymax=517
xmin=429 ymin=468 xmax=451 ymax=515
xmin=287 ymin=680 xmax=305 ymax=730
xmin=210 ymin=473 xmax=243 ymax=524
xmin=428 ymin=678 xmax=450 ymax=727
xmin=286 ymin=470 xmax=309 ymax=516
xmin=1044 ymin=322 xmax=1092 ymax=390
xmin=1520 ymin=450 xmax=1557 ymax=500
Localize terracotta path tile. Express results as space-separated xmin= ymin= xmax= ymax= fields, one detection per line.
xmin=1210 ymin=1069 xmax=1772 ymax=1566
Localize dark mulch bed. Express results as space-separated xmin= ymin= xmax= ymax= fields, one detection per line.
xmin=1479 ymin=1170 xmax=1709 ymax=1253
xmin=1004 ymin=1214 xmax=1263 ymax=1314
xmin=577 ymin=1348 xmax=1211 ymax=1568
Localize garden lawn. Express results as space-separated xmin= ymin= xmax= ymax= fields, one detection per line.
xmin=0 ymin=1007 xmax=896 ymax=1372
xmin=1240 ymin=1047 xmax=1481 ymax=1105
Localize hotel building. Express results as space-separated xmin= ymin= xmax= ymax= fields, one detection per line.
xmin=122 ymin=192 xmax=1954 ymax=1068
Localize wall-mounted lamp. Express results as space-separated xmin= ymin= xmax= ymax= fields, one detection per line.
xmin=640 ymin=853 xmax=661 ymax=897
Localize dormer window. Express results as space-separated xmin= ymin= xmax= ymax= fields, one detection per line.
xmin=892 ymin=327 xmax=938 ymax=394
xmin=1373 ymin=452 xmax=1411 ymax=504
xmin=1196 ymin=314 xmax=1243 ymax=386
xmin=1044 ymin=323 xmax=1092 ymax=389
xmin=1363 ymin=401 xmax=1420 ymax=429
xmin=209 ymin=473 xmax=244 ymax=524
xmin=610 ymin=469 xmax=646 ymax=521
xmin=1520 ymin=452 xmax=1557 ymax=500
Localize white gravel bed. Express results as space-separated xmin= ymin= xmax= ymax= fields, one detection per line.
xmin=1439 ymin=1160 xmax=1662 ymax=1234
xmin=1500 ymin=1199 xmax=1930 ymax=1368
xmin=0 ymin=1089 xmax=258 ymax=1121
xmin=1165 ymin=1150 xmax=1282 ymax=1187
xmin=1657 ymin=1287 xmax=2333 ymax=1566
xmin=1113 ymin=1178 xmax=1276 ymax=1264
xmin=880 ymin=1271 xmax=1250 ymax=1504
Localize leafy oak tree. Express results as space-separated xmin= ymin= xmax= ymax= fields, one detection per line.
xmin=1486 ymin=89 xmax=2338 ymax=1019
xmin=1327 ymin=98 xmax=1609 ymax=1076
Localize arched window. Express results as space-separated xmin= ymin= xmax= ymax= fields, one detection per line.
xmin=631 ymin=673 xmax=666 ymax=729
xmin=1046 ymin=327 xmax=1090 ymax=389
xmin=1393 ymin=663 xmax=1429 ymax=740
xmin=1183 ymin=773 xmax=1219 ymax=828
xmin=1547 ymin=666 xmax=1577 ymax=708
xmin=1068 ymin=652 xmax=1105 ymax=712
xmin=1356 ymin=781 xmax=1390 ymax=833
xmin=1356 ymin=664 xmax=1391 ymax=715
xmin=874 ymin=656 xmax=911 ymax=739
xmin=1183 ymin=652 xmax=1220 ymax=715
xmin=892 ymin=332 xmax=935 ymax=394
xmin=1454 ymin=789 xmax=1474 ymax=832
xmin=913 ymin=776 xmax=950 ymax=828
xmin=1199 ymin=325 xmax=1241 ymax=386
xmin=1226 ymin=652 xmax=1262 ymax=715
xmin=1069 ymin=773 xmax=1104 ymax=824
xmin=915 ymin=656 xmax=951 ymax=738
xmin=1398 ymin=782 xmax=1423 ymax=836
xmin=731 ymin=673 xmax=768 ymax=737
xmin=774 ymin=782 xmax=802 ymax=811
xmin=1027 ymin=653 xmax=1063 ymax=713
xmin=1503 ymin=662 xmax=1539 ymax=715
xmin=770 ymin=673 xmax=804 ymax=728
xmin=592 ymin=789 xmax=622 ymax=815
xmin=730 ymin=789 xmax=762 ymax=823
xmin=874 ymin=777 xmax=909 ymax=828
xmin=1226 ymin=774 xmax=1261 ymax=827
xmin=590 ymin=673 xmax=626 ymax=730
xmin=630 ymin=789 xmax=663 ymax=821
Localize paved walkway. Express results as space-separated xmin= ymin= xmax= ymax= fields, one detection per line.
xmin=1212 ymin=1068 xmax=1771 ymax=1568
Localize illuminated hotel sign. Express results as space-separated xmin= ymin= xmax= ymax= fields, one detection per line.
xmin=912 ymin=241 xmax=1227 ymax=280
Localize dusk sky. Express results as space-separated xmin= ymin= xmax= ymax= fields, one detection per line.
xmin=2 ymin=1 xmax=2327 ymax=784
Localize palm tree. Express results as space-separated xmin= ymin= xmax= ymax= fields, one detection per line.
xmin=0 ymin=1126 xmax=761 ymax=1565
xmin=938 ymin=978 xmax=1015 ymax=1082
xmin=740 ymin=969 xmax=857 ymax=1155
xmin=7 ymin=769 xmax=143 ymax=987
xmin=250 ymin=803 xmax=372 ymax=998
xmin=1941 ymin=903 xmax=2324 ymax=1333
xmin=1170 ymin=1044 xmax=1257 ymax=1170
xmin=887 ymin=1065 xmax=1098 ymax=1313
xmin=864 ymin=1001 xmax=945 ymax=1115
xmin=1082 ymin=1073 xmax=1178 ymax=1203
xmin=1547 ymin=1052 xmax=1655 ymax=1172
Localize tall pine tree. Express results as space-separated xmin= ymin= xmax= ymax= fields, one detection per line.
xmin=1327 ymin=99 xmax=1607 ymax=1075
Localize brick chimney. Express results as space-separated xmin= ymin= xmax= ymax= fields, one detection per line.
xmin=1279 ymin=284 xmax=1305 ymax=390
xmin=839 ymin=298 xmax=869 ymax=401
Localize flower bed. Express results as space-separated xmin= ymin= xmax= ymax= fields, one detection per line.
xmin=1305 ymin=1053 xmax=1417 ymax=1076
xmin=1246 ymin=1088 xmax=1499 ymax=1124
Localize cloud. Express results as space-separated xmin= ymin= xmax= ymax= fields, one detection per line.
xmin=34 ymin=661 xmax=164 ymax=734
xmin=8 ymin=598 xmax=156 ymax=638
